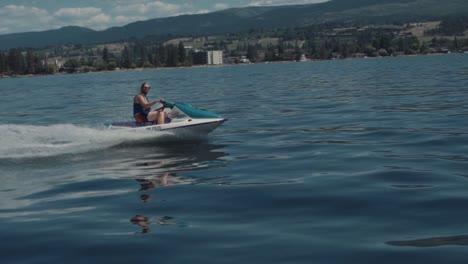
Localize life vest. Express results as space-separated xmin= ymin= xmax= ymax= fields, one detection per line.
xmin=133 ymin=93 xmax=150 ymax=123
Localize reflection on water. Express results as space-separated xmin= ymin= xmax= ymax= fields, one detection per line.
xmin=136 ymin=172 xmax=185 ymax=190
xmin=106 ymin=141 xmax=230 ymax=234
xmin=132 ymin=173 xmax=180 ymax=234
xmin=140 ymin=193 xmax=151 ymax=203
xmin=130 ymin=215 xmax=176 ymax=234
xmin=105 ymin=141 xmax=229 ymax=177
xmin=130 ymin=215 xmax=151 ymax=234
xmin=386 ymin=235 xmax=468 ymax=247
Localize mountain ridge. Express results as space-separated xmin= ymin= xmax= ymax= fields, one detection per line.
xmin=1 ymin=0 xmax=467 ymax=49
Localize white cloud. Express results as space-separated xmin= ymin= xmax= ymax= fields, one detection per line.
xmin=248 ymin=0 xmax=274 ymax=6
xmin=214 ymin=3 xmax=230 ymax=10
xmin=0 ymin=5 xmax=52 ymax=33
xmin=53 ymin=7 xmax=112 ymax=30
xmin=114 ymin=15 xmax=134 ymax=24
xmin=54 ymin=7 xmax=102 ymax=18
xmin=85 ymin=13 xmax=112 ymax=28
xmin=111 ymin=1 xmax=182 ymax=17
xmin=107 ymin=1 xmax=185 ymax=28
xmin=248 ymin=0 xmax=328 ymax=6
xmin=0 ymin=1 xmax=186 ymax=34
xmin=184 ymin=9 xmax=210 ymax=15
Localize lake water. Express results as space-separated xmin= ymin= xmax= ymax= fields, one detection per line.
xmin=1 ymin=54 xmax=468 ymax=263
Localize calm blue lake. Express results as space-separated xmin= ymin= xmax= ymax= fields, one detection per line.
xmin=1 ymin=54 xmax=468 ymax=263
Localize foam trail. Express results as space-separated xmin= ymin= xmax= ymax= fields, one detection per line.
xmin=0 ymin=124 xmax=166 ymax=159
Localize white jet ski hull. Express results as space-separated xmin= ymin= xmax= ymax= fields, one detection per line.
xmin=109 ymin=118 xmax=226 ymax=138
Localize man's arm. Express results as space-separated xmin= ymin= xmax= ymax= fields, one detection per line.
xmin=135 ymin=94 xmax=159 ymax=109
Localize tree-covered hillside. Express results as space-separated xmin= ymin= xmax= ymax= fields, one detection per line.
xmin=0 ymin=0 xmax=467 ymax=50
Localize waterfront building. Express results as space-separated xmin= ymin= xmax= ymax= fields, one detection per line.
xmin=193 ymin=50 xmax=223 ymax=65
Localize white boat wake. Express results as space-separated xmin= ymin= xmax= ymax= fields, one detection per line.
xmin=0 ymin=124 xmax=167 ymax=159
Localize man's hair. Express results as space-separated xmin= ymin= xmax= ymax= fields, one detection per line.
xmin=140 ymin=82 xmax=149 ymax=91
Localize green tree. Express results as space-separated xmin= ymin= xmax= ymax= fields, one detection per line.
xmin=166 ymin=44 xmax=179 ymax=67
xmin=80 ymin=57 xmax=88 ymax=67
xmin=178 ymin=41 xmax=186 ymax=65
xmin=340 ymin=41 xmax=355 ymax=58
xmin=142 ymin=61 xmax=153 ymax=68
xmin=102 ymin=47 xmax=109 ymax=63
xmin=397 ymin=37 xmax=406 ymax=52
xmin=364 ymin=45 xmax=377 ymax=56
xmin=121 ymin=46 xmax=132 ymax=68
xmin=153 ymin=52 xmax=161 ymax=67
xmin=8 ymin=49 xmax=25 ymax=74
xmin=0 ymin=52 xmax=7 ymax=73
xmin=147 ymin=54 xmax=154 ymax=66
xmin=92 ymin=61 xmax=107 ymax=71
xmin=158 ymin=44 xmax=167 ymax=66
xmin=293 ymin=41 xmax=302 ymax=61
xmin=187 ymin=50 xmax=194 ymax=66
xmin=264 ymin=50 xmax=274 ymax=61
xmin=452 ymin=37 xmax=460 ymax=50
xmin=419 ymin=43 xmax=429 ymax=54
xmin=379 ymin=35 xmax=392 ymax=50
xmin=63 ymin=58 xmax=81 ymax=73
xmin=107 ymin=62 xmax=117 ymax=71
xmin=246 ymin=45 xmax=258 ymax=62
xmin=408 ymin=36 xmax=420 ymax=51
xmin=139 ymin=46 xmax=147 ymax=67
xmin=25 ymin=49 xmax=35 ymax=74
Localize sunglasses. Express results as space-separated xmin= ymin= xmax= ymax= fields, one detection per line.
xmin=144 ymin=86 xmax=150 ymax=89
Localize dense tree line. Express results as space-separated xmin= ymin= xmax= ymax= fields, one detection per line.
xmin=0 ymin=49 xmax=56 ymax=75
xmin=61 ymin=41 xmax=194 ymax=73
xmin=0 ymin=39 xmax=197 ymax=75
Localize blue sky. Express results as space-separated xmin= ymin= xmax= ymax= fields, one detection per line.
xmin=0 ymin=0 xmax=328 ymax=35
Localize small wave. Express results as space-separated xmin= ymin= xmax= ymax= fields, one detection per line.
xmin=386 ymin=235 xmax=468 ymax=247
xmin=0 ymin=124 xmax=168 ymax=159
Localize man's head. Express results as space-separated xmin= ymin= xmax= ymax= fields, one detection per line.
xmin=140 ymin=82 xmax=150 ymax=94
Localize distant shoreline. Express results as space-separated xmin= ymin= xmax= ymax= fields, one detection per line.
xmin=1 ymin=52 xmax=465 ymax=79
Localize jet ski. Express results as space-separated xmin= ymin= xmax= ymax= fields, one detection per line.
xmin=109 ymin=101 xmax=226 ymax=138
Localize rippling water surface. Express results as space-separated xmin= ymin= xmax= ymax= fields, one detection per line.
xmin=1 ymin=54 xmax=468 ymax=263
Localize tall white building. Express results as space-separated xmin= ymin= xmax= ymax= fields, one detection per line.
xmin=193 ymin=50 xmax=223 ymax=65
xmin=207 ymin=50 xmax=223 ymax=65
